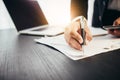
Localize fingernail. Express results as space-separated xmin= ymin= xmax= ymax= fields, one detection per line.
xmin=79 ymin=40 xmax=83 ymax=44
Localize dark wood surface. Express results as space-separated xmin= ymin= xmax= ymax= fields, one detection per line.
xmin=0 ymin=29 xmax=120 ymax=80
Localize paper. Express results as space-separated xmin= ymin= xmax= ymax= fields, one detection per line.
xmin=33 ymin=25 xmax=65 ymax=36
xmin=35 ymin=34 xmax=120 ymax=60
xmin=20 ymin=25 xmax=65 ymax=36
xmin=89 ymin=26 xmax=108 ymax=36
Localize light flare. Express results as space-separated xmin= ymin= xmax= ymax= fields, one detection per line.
xmin=38 ymin=0 xmax=71 ymax=25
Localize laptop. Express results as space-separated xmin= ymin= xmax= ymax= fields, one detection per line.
xmin=3 ymin=0 xmax=65 ymax=36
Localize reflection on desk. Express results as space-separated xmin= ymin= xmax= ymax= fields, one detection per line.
xmin=0 ymin=29 xmax=120 ymax=80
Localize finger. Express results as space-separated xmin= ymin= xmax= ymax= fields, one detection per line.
xmin=113 ymin=21 xmax=118 ymax=26
xmin=84 ymin=33 xmax=92 ymax=45
xmin=108 ymin=29 xmax=120 ymax=37
xmin=113 ymin=18 xmax=120 ymax=26
xmin=85 ymin=33 xmax=92 ymax=44
xmin=108 ymin=29 xmax=114 ymax=34
xmin=70 ymin=22 xmax=83 ymax=44
xmin=85 ymin=29 xmax=92 ymax=40
xmin=113 ymin=30 xmax=120 ymax=36
xmin=72 ymin=22 xmax=80 ymax=31
xmin=113 ymin=21 xmax=120 ymax=26
xmin=68 ymin=38 xmax=82 ymax=50
xmin=71 ymin=31 xmax=83 ymax=44
xmin=84 ymin=25 xmax=92 ymax=41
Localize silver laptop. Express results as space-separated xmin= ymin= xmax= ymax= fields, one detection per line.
xmin=3 ymin=0 xmax=65 ymax=36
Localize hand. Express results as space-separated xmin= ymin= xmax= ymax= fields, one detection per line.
xmin=64 ymin=19 xmax=92 ymax=50
xmin=108 ymin=17 xmax=120 ymax=37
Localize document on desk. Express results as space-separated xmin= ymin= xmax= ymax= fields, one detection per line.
xmin=35 ymin=34 xmax=120 ymax=60
xmin=89 ymin=26 xmax=108 ymax=36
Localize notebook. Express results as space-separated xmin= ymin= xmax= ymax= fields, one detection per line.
xmin=3 ymin=0 xmax=65 ymax=36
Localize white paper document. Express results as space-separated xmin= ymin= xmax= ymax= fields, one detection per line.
xmin=19 ymin=25 xmax=66 ymax=36
xmin=35 ymin=34 xmax=120 ymax=60
xmin=89 ymin=26 xmax=108 ymax=36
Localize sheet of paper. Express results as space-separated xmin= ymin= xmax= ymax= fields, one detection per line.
xmin=35 ymin=34 xmax=120 ymax=60
xmin=89 ymin=26 xmax=108 ymax=36
xmin=33 ymin=25 xmax=65 ymax=36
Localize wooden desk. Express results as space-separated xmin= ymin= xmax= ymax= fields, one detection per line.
xmin=0 ymin=29 xmax=120 ymax=80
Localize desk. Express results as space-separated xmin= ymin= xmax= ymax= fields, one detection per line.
xmin=0 ymin=29 xmax=120 ymax=80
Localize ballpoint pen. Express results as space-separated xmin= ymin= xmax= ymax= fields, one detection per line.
xmin=72 ymin=16 xmax=86 ymax=55
xmin=80 ymin=16 xmax=86 ymax=55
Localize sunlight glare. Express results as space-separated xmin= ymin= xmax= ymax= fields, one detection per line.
xmin=38 ymin=0 xmax=71 ymax=25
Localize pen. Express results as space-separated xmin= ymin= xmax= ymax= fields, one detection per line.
xmin=80 ymin=16 xmax=86 ymax=54
xmin=72 ymin=16 xmax=86 ymax=54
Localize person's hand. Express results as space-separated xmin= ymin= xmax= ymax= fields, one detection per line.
xmin=108 ymin=17 xmax=120 ymax=37
xmin=64 ymin=18 xmax=92 ymax=50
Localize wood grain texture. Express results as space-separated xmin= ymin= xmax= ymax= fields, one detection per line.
xmin=0 ymin=29 xmax=120 ymax=80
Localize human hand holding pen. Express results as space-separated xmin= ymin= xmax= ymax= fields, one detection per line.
xmin=64 ymin=16 xmax=92 ymax=50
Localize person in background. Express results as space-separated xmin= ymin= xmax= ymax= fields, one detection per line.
xmin=64 ymin=0 xmax=120 ymax=50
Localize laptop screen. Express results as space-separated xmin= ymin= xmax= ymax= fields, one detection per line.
xmin=3 ymin=0 xmax=48 ymax=31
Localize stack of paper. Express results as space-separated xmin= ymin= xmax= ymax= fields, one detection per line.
xmin=35 ymin=34 xmax=120 ymax=60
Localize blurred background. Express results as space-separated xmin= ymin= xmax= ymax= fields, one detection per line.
xmin=0 ymin=0 xmax=94 ymax=30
